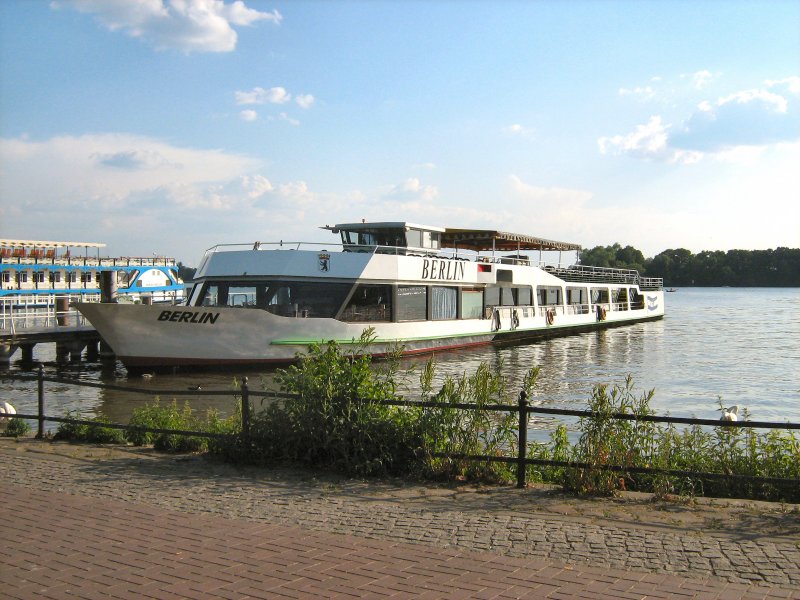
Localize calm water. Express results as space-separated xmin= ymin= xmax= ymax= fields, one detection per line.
xmin=2 ymin=288 xmax=798 ymax=431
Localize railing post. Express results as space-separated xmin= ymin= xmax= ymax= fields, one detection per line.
xmin=240 ymin=376 xmax=250 ymax=440
xmin=516 ymin=389 xmax=528 ymax=488
xmin=37 ymin=363 xmax=45 ymax=439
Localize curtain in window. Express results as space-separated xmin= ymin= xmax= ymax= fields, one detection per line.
xmin=432 ymin=286 xmax=457 ymax=320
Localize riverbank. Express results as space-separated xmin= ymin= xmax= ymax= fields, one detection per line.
xmin=2 ymin=437 xmax=799 ymax=593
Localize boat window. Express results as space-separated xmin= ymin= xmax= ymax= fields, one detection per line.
xmin=406 ymin=229 xmax=422 ymax=248
xmin=188 ymin=283 xmax=204 ymax=306
xmin=501 ymin=287 xmax=516 ymax=306
xmin=537 ymin=286 xmax=562 ymax=306
xmin=197 ymin=281 xmax=351 ymax=318
xmin=432 ymin=286 xmax=457 ymax=320
xmin=612 ymin=288 xmax=629 ymax=311
xmin=497 ymin=269 xmax=513 ymax=283
xmin=460 ymin=288 xmax=483 ymax=319
xmin=629 ymin=287 xmax=644 ymax=310
xmin=397 ymin=285 xmax=427 ymax=321
xmin=421 ymin=230 xmax=441 ymax=250
xmin=484 ymin=286 xmax=500 ymax=307
xmin=265 ymin=282 xmax=351 ymax=317
xmin=566 ymin=286 xmax=589 ymax=314
xmin=590 ymin=287 xmax=609 ymax=304
xmin=517 ymin=286 xmax=533 ymax=306
xmin=566 ymin=287 xmax=588 ymax=305
xmin=341 ymin=229 xmax=405 ymax=248
xmin=340 ymin=284 xmax=392 ymax=322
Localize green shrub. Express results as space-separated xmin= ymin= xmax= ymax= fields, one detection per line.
xmin=53 ymin=412 xmax=125 ymax=444
xmin=239 ymin=329 xmax=420 ymax=476
xmin=415 ymin=360 xmax=538 ymax=483
xmin=127 ymin=398 xmax=237 ymax=453
xmin=2 ymin=417 xmax=31 ymax=438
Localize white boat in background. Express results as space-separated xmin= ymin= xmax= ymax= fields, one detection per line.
xmin=0 ymin=239 xmax=185 ymax=306
xmin=77 ymin=222 xmax=664 ymax=372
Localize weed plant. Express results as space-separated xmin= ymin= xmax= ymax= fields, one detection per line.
xmin=2 ymin=417 xmax=31 ymax=438
xmin=127 ymin=398 xmax=237 ymax=452
xmin=54 ymin=412 xmax=126 ymax=444
xmin=415 ymin=359 xmax=538 ymax=483
xmin=545 ymin=382 xmax=800 ymax=502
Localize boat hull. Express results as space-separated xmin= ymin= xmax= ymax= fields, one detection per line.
xmin=77 ymin=299 xmax=664 ymax=372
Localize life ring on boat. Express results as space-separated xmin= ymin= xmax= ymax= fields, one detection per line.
xmin=597 ymin=306 xmax=607 ymax=321
xmin=546 ymin=309 xmax=555 ymax=325
xmin=511 ymin=310 xmax=519 ymax=330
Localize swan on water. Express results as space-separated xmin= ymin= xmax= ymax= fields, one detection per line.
xmin=0 ymin=401 xmax=16 ymax=424
xmin=720 ymin=405 xmax=739 ymax=422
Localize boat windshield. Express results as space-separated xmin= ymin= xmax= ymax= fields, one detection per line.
xmin=195 ymin=280 xmax=351 ymax=318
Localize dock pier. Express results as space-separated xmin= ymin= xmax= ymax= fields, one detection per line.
xmin=0 ymin=301 xmax=109 ymax=365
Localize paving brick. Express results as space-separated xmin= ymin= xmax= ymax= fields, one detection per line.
xmin=3 ymin=448 xmax=800 ymax=600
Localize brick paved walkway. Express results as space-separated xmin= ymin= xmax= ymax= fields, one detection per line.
xmin=1 ymin=441 xmax=799 ymax=599
xmin=2 ymin=484 xmax=795 ymax=600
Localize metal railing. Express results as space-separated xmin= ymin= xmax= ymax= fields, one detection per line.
xmin=0 ymin=294 xmax=96 ymax=332
xmin=4 ymin=370 xmax=797 ymax=491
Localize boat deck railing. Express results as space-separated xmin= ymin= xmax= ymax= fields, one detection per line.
xmin=544 ymin=265 xmax=664 ymax=291
xmin=0 ymin=255 xmax=178 ymax=268
xmin=204 ymin=242 xmax=576 ymax=269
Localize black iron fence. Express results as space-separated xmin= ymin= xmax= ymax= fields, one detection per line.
xmin=3 ymin=367 xmax=798 ymax=489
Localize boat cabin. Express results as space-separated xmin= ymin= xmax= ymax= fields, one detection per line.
xmin=323 ymin=222 xmax=445 ymax=254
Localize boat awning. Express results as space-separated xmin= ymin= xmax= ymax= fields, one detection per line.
xmin=0 ymin=239 xmax=106 ymax=248
xmin=441 ymin=229 xmax=581 ymax=252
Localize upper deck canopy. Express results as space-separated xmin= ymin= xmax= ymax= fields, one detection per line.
xmin=441 ymin=229 xmax=581 ymax=252
xmin=0 ymin=239 xmax=106 ymax=248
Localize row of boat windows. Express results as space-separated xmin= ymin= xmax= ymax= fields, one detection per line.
xmin=2 ymin=271 xmax=94 ymax=284
xmin=192 ymin=281 xmax=645 ymax=322
xmin=1 ymin=270 xmax=176 ymax=287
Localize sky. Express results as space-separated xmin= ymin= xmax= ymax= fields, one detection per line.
xmin=1 ymin=0 xmax=798 ymax=267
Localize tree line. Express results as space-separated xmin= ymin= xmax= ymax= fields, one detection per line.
xmin=579 ymin=244 xmax=800 ymax=287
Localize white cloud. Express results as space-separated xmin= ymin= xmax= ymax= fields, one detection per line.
xmin=503 ymin=123 xmax=534 ymax=138
xmin=598 ymin=116 xmax=683 ymax=162
xmin=600 ymin=77 xmax=800 ymax=162
xmin=235 ymin=86 xmax=291 ymax=105
xmin=618 ymin=86 xmax=655 ymax=100
xmin=295 ymin=94 xmax=315 ymax=109
xmin=766 ymin=76 xmax=800 ymax=95
xmin=53 ymin=0 xmax=281 ymax=53
xmin=0 ymin=133 xmax=321 ymax=259
xmin=277 ymin=112 xmax=300 ymax=126
xmin=692 ymin=70 xmax=715 ymax=90
xmin=239 ymin=109 xmax=258 ymax=121
xmin=717 ymin=89 xmax=788 ymax=113
xmin=383 ymin=178 xmax=438 ymax=202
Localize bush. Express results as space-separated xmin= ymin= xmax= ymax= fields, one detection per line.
xmin=53 ymin=412 xmax=126 ymax=444
xmin=211 ymin=329 xmax=540 ymax=483
xmin=415 ymin=360 xmax=538 ymax=483
xmin=234 ymin=329 xmax=420 ymax=476
xmin=127 ymin=398 xmax=237 ymax=453
xmin=2 ymin=417 xmax=31 ymax=438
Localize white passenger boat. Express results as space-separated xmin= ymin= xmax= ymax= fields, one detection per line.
xmin=77 ymin=222 xmax=664 ymax=371
xmin=0 ymin=239 xmax=185 ymax=305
